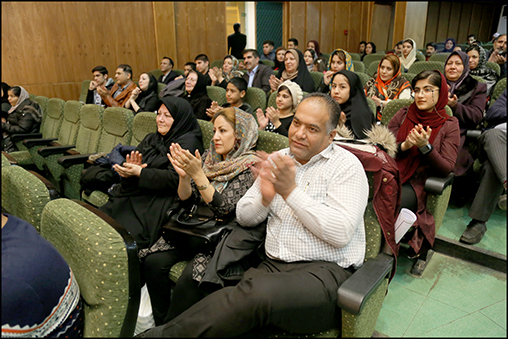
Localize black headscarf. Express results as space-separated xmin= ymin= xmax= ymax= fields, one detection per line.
xmin=184 ymin=70 xmax=212 ymax=120
xmin=276 ymin=49 xmax=315 ymax=93
xmin=331 ymin=70 xmax=375 ymax=139
xmin=1 ymin=82 xmax=10 ymax=103
xmin=138 ymin=73 xmax=159 ymax=100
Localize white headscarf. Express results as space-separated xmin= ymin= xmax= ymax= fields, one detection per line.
xmin=8 ymin=86 xmax=30 ymax=114
xmin=399 ymin=38 xmax=418 ymax=71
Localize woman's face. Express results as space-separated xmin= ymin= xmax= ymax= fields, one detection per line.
xmin=213 ymin=115 xmax=235 ymax=159
xmin=402 ymin=42 xmax=413 ymax=57
xmin=285 ymin=52 xmax=297 ymax=73
xmin=307 ymin=41 xmax=315 ymax=51
xmin=156 ymin=104 xmax=174 ymax=136
xmin=330 ymin=74 xmax=350 ymax=105
xmin=445 ymin=40 xmax=454 ymax=50
xmin=304 ymin=51 xmax=314 ymax=66
xmin=7 ymin=90 xmax=18 ymax=106
xmin=138 ymin=73 xmax=150 ymax=91
xmin=276 ymin=49 xmax=286 ymax=62
xmin=276 ymin=88 xmax=293 ymax=111
xmin=223 ymin=58 xmax=233 ymax=73
xmin=330 ymin=55 xmax=345 ymax=72
xmin=365 ymin=44 xmax=373 ymax=54
xmin=379 ymin=60 xmax=395 ymax=82
xmin=414 ymin=78 xmax=439 ymax=112
xmin=445 ymin=55 xmax=464 ymax=82
xmin=467 ymin=50 xmax=480 ymax=70
xmin=185 ymin=72 xmax=198 ymax=92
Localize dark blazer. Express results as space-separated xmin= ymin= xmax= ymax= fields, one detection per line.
xmin=242 ymin=63 xmax=272 ymax=94
xmin=157 ymin=71 xmax=179 ymax=85
xmin=228 ymin=32 xmax=247 ymax=60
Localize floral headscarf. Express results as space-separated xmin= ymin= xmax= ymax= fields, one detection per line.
xmin=223 ymin=55 xmax=244 ymax=82
xmin=466 ymin=44 xmax=497 ymax=78
xmin=328 ymin=49 xmax=354 ymax=72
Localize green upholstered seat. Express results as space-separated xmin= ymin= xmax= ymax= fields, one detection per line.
xmin=173 ymin=69 xmax=185 ymax=76
xmin=260 ymin=59 xmax=275 ymax=68
xmin=401 ymin=72 xmax=416 ymax=85
xmin=485 ymin=61 xmax=501 ymax=77
xmin=2 ymin=153 xmax=11 ymax=167
xmin=29 ymin=93 xmax=37 ymax=101
xmin=149 ymin=68 xmax=164 ymax=80
xmin=416 ymin=50 xmax=426 ymax=61
xmin=366 ymin=97 xmax=377 ymax=118
xmin=356 ymin=72 xmax=371 ymax=88
xmin=349 ymin=53 xmax=361 ymax=61
xmin=244 ymin=87 xmax=268 ymax=120
xmin=267 ymin=90 xmax=277 ymax=109
xmin=310 ymin=71 xmax=324 ymax=91
xmin=470 ymin=75 xmax=486 ymax=83
xmin=206 ymin=85 xmax=227 ymax=106
xmin=1 ymin=165 xmax=50 ymax=232
xmin=380 ymin=98 xmax=414 ymax=126
xmin=367 ymin=60 xmax=381 ymax=77
xmin=321 ymin=53 xmax=331 ymax=61
xmin=197 ymin=119 xmax=214 ymax=150
xmin=489 ymin=77 xmax=506 ymax=107
xmin=79 ymin=80 xmax=91 ymax=103
xmin=40 ymin=198 xmax=140 ymax=337
xmin=352 ymin=60 xmax=365 ymax=73
xmin=255 ymin=129 xmax=289 ymax=153
xmin=157 ymin=83 xmax=166 ymax=97
xmin=429 ymin=53 xmax=451 ymax=62
xmin=408 ymin=61 xmax=445 ymax=75
xmin=362 ymin=54 xmax=384 ymax=68
xmin=34 ymin=96 xmax=49 ymax=124
xmin=210 ymin=59 xmax=223 ymax=69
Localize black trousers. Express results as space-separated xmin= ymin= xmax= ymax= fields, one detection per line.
xmin=145 ymin=257 xmax=354 ymax=337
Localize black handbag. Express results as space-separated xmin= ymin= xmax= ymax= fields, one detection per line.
xmin=162 ymin=203 xmax=234 ymax=254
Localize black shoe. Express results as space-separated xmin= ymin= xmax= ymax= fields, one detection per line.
xmin=460 ymin=220 xmax=487 ymax=245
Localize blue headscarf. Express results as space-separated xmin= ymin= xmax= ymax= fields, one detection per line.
xmin=442 ymin=38 xmax=456 ymax=53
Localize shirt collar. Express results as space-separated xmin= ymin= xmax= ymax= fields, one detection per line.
xmin=248 ymin=64 xmax=259 ymax=76
xmin=289 ymin=143 xmax=334 ymax=167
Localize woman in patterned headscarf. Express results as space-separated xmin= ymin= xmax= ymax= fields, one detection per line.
xmin=210 ymin=54 xmax=245 ymax=89
xmin=317 ymin=48 xmax=355 ymax=93
xmin=466 ymin=44 xmax=499 ymax=94
xmin=365 ymin=54 xmax=412 ymax=121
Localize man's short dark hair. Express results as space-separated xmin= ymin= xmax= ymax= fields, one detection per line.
xmin=299 ymin=92 xmax=340 ymax=134
xmin=426 ymin=42 xmax=437 ymax=50
xmin=288 ymin=38 xmax=299 ymax=46
xmin=243 ymin=49 xmax=260 ymax=59
xmin=233 ymin=23 xmax=240 ymax=32
xmin=194 ymin=54 xmax=209 ymax=63
xmin=91 ymin=66 xmax=108 ymax=75
xmin=468 ymin=34 xmax=476 ymax=39
xmin=395 ymin=40 xmax=403 ymax=47
xmin=162 ymin=57 xmax=174 ymax=67
xmin=359 ymin=41 xmax=367 ymax=45
xmin=229 ymin=77 xmax=247 ymax=94
xmin=263 ymin=40 xmax=274 ymax=47
xmin=184 ymin=62 xmax=197 ymax=71
xmin=117 ymin=64 xmax=132 ymax=77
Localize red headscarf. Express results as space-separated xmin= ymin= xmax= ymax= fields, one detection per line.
xmin=396 ymin=71 xmax=449 ymax=183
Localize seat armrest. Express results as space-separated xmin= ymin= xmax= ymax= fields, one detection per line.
xmin=466 ymin=130 xmax=482 ymax=139
xmin=424 ymin=173 xmax=455 ymax=195
xmin=11 ymin=132 xmax=43 ymax=143
xmin=2 ymin=151 xmax=18 ymax=165
xmin=38 ymin=145 xmax=76 ymax=157
xmin=23 ymin=138 xmax=58 ymax=148
xmin=57 ymin=153 xmax=93 ymax=168
xmin=337 ymin=252 xmax=393 ymax=315
xmin=28 ymin=171 xmax=60 ymax=200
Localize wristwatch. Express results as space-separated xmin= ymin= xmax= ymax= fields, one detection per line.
xmin=196 ymin=183 xmax=210 ymax=191
xmin=419 ymin=143 xmax=433 ymax=155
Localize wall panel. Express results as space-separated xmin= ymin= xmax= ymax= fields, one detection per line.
xmin=319 ymin=2 xmax=336 ymax=54
xmin=305 ymin=2 xmax=321 ymax=45
xmin=153 ymin=2 xmax=177 ymax=68
xmin=334 ymin=2 xmax=350 ymax=52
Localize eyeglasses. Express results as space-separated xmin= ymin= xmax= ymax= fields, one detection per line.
xmin=413 ymin=88 xmax=436 ymax=95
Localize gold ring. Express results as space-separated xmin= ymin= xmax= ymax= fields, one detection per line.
xmin=182 ymin=164 xmax=187 ymax=168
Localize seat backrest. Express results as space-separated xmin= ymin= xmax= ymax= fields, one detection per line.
xmin=57 ymin=100 xmax=83 ymax=145
xmin=380 ymin=98 xmax=414 ymax=126
xmin=97 ymin=107 xmax=134 ymax=153
xmin=349 ymin=53 xmax=361 ymax=61
xmin=267 ymin=90 xmax=277 ymax=109
xmin=2 ymin=153 xmax=11 ymax=167
xmin=352 ymin=60 xmax=365 ymax=73
xmin=34 ymin=96 xmax=49 ymax=123
xmin=260 ymin=59 xmax=275 ymax=68
xmin=255 ymin=130 xmax=289 ymax=153
xmin=321 ymin=52 xmax=331 ymax=61
xmin=367 ymin=60 xmax=381 ymax=77
xmin=363 ymin=54 xmax=384 ymax=67
xmin=356 ymin=72 xmax=372 ymax=88
xmin=408 ymin=61 xmax=445 ymax=75
xmin=309 ymin=71 xmax=324 ymax=91
xmin=416 ymin=50 xmax=426 ymax=61
xmin=244 ymin=87 xmax=267 ymax=114
xmin=80 ymin=79 xmax=91 ymax=103
xmin=401 ymin=72 xmax=416 ymax=85
xmin=28 ymin=93 xmax=37 ymax=101
xmin=1 ymin=165 xmax=50 ymax=232
xmin=485 ymin=61 xmax=501 ymax=77
xmin=429 ymin=53 xmax=450 ymax=62
xmin=157 ymin=83 xmax=166 ymax=98
xmin=173 ymin=69 xmax=185 ymax=76
xmin=74 ymin=104 xmax=104 ymax=154
xmin=206 ymin=85 xmax=227 ymax=106
xmin=210 ymin=59 xmax=223 ymax=69
xmin=41 ymin=98 xmax=65 ymax=139
xmin=366 ymin=97 xmax=377 ymax=117
xmin=197 ymin=119 xmax=214 ymax=150
xmin=148 ymin=68 xmax=163 ymax=80
xmin=470 ymin=75 xmax=486 ymax=83
xmin=490 ymin=77 xmax=506 ymax=107
xmin=40 ymin=198 xmax=140 ymax=337
xmin=130 ymin=112 xmax=157 ymax=147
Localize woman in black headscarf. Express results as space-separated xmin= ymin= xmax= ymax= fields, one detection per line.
xmin=269 ymin=48 xmax=315 ymax=93
xmin=125 ymin=72 xmax=159 ymax=114
xmin=329 ymin=70 xmax=375 ymax=139
xmin=182 ymin=69 xmax=213 ymax=121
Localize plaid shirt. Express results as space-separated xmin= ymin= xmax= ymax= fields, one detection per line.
xmin=237 ymin=143 xmax=368 ymax=268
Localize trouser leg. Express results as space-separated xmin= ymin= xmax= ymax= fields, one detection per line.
xmin=468 ymin=160 xmax=504 ymax=222
xmin=479 ymin=129 xmax=506 ymax=185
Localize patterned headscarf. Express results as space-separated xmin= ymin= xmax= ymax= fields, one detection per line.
xmin=203 ymin=107 xmax=258 ymax=193
xmin=328 ymin=49 xmax=354 ymax=72
xmin=466 ymin=44 xmax=497 ymax=78
xmin=223 ymin=55 xmax=244 ymax=82
xmin=399 ymin=38 xmax=418 ymax=70
xmin=8 ymin=86 xmax=30 ymax=114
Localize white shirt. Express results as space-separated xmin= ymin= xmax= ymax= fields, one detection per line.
xmin=236 ymin=144 xmax=368 ymax=269
xmin=247 ymin=64 xmax=259 ymax=88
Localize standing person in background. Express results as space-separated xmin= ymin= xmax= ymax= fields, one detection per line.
xmin=158 ymin=57 xmax=179 ymax=85
xmin=85 ymin=66 xmax=115 ymax=105
xmin=287 ymin=38 xmax=298 ymax=49
xmin=98 ymin=64 xmax=136 ymax=107
xmin=260 ymin=40 xmax=276 ymax=61
xmin=228 ymin=23 xmax=247 ymax=60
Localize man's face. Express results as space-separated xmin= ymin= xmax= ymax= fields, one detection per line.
xmin=195 ymin=60 xmax=209 ymax=74
xmin=288 ymin=41 xmax=296 ymax=49
xmin=468 ymin=36 xmax=475 ymax=45
xmin=494 ymin=35 xmax=507 ymax=53
xmin=263 ymin=43 xmax=273 ymax=55
xmin=288 ymin=98 xmax=335 ymax=165
xmin=394 ymin=44 xmax=402 ymax=56
xmin=93 ymin=71 xmax=107 ymax=86
xmin=243 ymin=52 xmax=259 ymax=71
xmin=426 ymin=46 xmax=436 ymax=57
xmin=115 ymin=68 xmax=130 ymax=86
xmin=161 ymin=59 xmax=172 ymax=73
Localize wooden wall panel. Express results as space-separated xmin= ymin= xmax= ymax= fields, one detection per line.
xmin=478 ymin=4 xmax=494 ymax=43
xmin=289 ymin=2 xmax=306 ymax=48
xmin=174 ymin=2 xmax=191 ymax=69
xmin=348 ymin=2 xmax=363 ymax=53
xmin=436 ymin=2 xmax=452 ymax=43
xmin=446 ymin=2 xmax=462 ymax=45
xmin=457 ymin=3 xmax=474 ymax=44
xmin=424 ymin=2 xmax=440 ymax=44
xmin=319 ymin=2 xmax=336 ymax=54
xmin=371 ymin=4 xmax=393 ymax=51
xmin=305 ymin=2 xmax=321 ymax=45
xmin=153 ymin=2 xmax=178 ymax=68
xmin=392 ymin=2 xmax=407 ymax=48
xmin=334 ymin=2 xmax=350 ymax=53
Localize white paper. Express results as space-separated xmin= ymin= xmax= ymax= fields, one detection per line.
xmin=394 ymin=208 xmax=417 ymax=243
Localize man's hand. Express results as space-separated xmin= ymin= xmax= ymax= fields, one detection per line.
xmin=96 ymin=85 xmax=109 ymax=97
xmin=323 ymin=70 xmax=335 ymax=86
xmin=89 ymin=80 xmax=98 ymax=91
xmin=447 ymin=94 xmax=458 ymax=108
xmin=488 ymin=50 xmax=507 ymax=65
xmin=261 ymin=153 xmax=297 ymax=200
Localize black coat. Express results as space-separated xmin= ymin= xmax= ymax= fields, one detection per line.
xmin=182 ymin=71 xmax=213 ymax=121
xmin=1 ymin=99 xmax=42 ymax=135
xmin=158 ymin=70 xmax=179 ymax=85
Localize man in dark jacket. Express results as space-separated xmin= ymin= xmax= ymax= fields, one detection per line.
xmin=242 ymin=49 xmax=272 ymax=95
xmin=227 ymin=23 xmax=247 ymax=60
xmin=85 ymin=65 xmax=115 ymax=105
xmin=158 ymin=57 xmax=179 ymax=85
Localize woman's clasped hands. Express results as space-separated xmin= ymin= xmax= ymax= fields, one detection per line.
xmin=113 ymin=150 xmax=147 ymax=178
xmin=403 ymin=123 xmax=432 ymax=150
xmin=167 ymin=143 xmax=202 ymax=179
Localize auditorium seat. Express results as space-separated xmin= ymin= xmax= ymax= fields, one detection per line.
xmin=79 ymin=80 xmax=91 ymax=103
xmin=407 ymin=61 xmax=445 ymax=75
xmin=429 ymin=53 xmax=450 ymax=62
xmin=310 ymin=71 xmax=324 ymax=91
xmin=401 ymin=72 xmax=416 ymax=85
xmin=206 ymin=85 xmax=227 ymax=106
xmin=416 ymin=50 xmax=426 ymax=61
xmin=366 ymin=97 xmax=377 ymax=117
xmin=362 ymin=54 xmax=384 ymax=68
xmin=352 ymin=60 xmax=365 ymax=73
xmin=149 ymin=68 xmax=163 ymax=80
xmin=489 ymin=77 xmax=506 ymax=108
xmin=356 ymin=72 xmax=371 ymax=88
xmin=470 ymin=75 xmax=486 ymax=83
xmin=260 ymin=59 xmax=275 ymax=68
xmin=349 ymin=52 xmax=361 ymax=61
xmin=367 ymin=60 xmax=381 ymax=77
xmin=244 ymin=87 xmax=267 ymax=119
xmin=485 ymin=61 xmax=501 ymax=77
xmin=267 ymin=90 xmax=277 ymax=109
xmin=210 ymin=59 xmax=223 ymax=69
xmin=197 ymin=119 xmax=214 ymax=149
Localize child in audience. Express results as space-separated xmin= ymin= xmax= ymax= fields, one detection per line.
xmin=206 ymin=77 xmax=252 ymax=118
xmin=318 ymin=48 xmax=355 ymax=93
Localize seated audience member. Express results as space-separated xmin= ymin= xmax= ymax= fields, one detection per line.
xmin=256 ymin=80 xmax=303 ymax=137
xmin=242 ymin=49 xmax=273 ymax=94
xmin=209 ymin=55 xmax=244 ymax=89
xmin=364 ymin=55 xmax=412 ymax=121
xmin=98 ymin=64 xmax=136 ymax=107
xmin=195 ymin=54 xmax=212 ymax=86
xmin=361 ymin=42 xmax=376 ymax=61
xmin=163 ymin=107 xmax=259 ymax=321
xmin=359 ymin=40 xmax=367 ymax=55
xmin=158 ymin=57 xmax=179 ymax=85
xmin=206 ymin=77 xmax=253 ymax=117
xmin=260 ymin=40 xmax=276 ymax=61
xmin=425 ymin=42 xmax=438 ymax=61
xmin=440 ymin=38 xmax=456 ymax=53
xmin=183 ymin=62 xmax=197 ymax=78
xmin=444 ymin=51 xmax=487 ymax=177
xmin=304 ymin=48 xmax=317 ymax=72
xmin=307 ymin=39 xmax=326 ymax=64
xmin=85 ymin=65 xmax=115 ymax=105
xmin=99 ymin=96 xmax=203 ymax=325
xmin=388 ymin=70 xmax=460 ymax=268
xmin=273 ymin=47 xmax=287 ymax=71
xmin=125 ymin=72 xmax=159 ymax=114
xmin=466 ymin=44 xmax=499 ymax=94
xmin=182 ymin=70 xmax=213 ymax=121
xmin=329 ymin=70 xmax=375 ymax=139
xmin=287 ymin=38 xmax=298 ymax=49
xmin=269 ymin=48 xmax=315 ymax=93
xmin=2 ymin=86 xmax=42 ymax=153
xmin=1 ymin=82 xmax=11 ymax=115
xmin=2 ymin=213 xmax=83 ymax=337
xmin=400 ymin=38 xmax=418 ymax=72
xmin=486 ymin=34 xmax=507 ymax=78
xmin=228 ymin=23 xmax=247 ymax=60
xmin=313 ymin=58 xmax=327 ymax=73
xmin=317 ymin=48 xmax=355 ymax=93
xmin=136 ymin=93 xmax=369 ymax=338
xmin=454 ymin=46 xmax=462 ymax=52
xmin=467 ymin=34 xmax=477 ymax=46
xmin=459 ymin=90 xmax=507 ymax=244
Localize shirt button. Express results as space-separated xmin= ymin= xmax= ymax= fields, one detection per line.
xmin=383 ymin=178 xmax=387 ymax=182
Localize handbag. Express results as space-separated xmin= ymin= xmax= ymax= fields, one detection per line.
xmin=162 ymin=202 xmax=234 ymax=255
